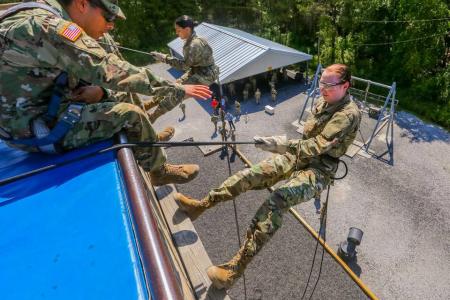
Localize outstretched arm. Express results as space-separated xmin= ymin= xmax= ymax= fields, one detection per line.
xmin=287 ymin=112 xmax=354 ymax=157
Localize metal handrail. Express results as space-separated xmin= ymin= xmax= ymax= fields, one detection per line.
xmin=116 ymin=133 xmax=183 ymax=300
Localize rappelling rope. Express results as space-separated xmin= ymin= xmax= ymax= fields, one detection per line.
xmin=216 ymin=81 xmax=248 ymax=299
xmin=301 ymin=160 xmax=348 ymax=299
xmin=0 ymin=140 xmax=260 ymax=187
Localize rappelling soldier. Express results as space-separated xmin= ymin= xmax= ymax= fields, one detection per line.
xmin=175 ymin=64 xmax=361 ymax=289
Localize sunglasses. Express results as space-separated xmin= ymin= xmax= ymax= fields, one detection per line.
xmin=90 ymin=0 xmax=116 ymax=23
xmin=319 ymin=81 xmax=346 ymax=90
xmin=101 ymin=9 xmax=116 ymax=23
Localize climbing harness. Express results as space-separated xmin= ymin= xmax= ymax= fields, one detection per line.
xmin=0 ymin=73 xmax=84 ymax=154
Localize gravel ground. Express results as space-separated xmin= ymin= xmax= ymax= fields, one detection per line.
xmin=149 ymin=63 xmax=450 ymax=300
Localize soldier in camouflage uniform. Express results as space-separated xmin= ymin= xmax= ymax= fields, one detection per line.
xmin=271 ymin=87 xmax=278 ymax=103
xmin=175 ymin=64 xmax=361 ymax=289
xmin=234 ymin=101 xmax=241 ymax=118
xmin=210 ymin=113 xmax=219 ymax=133
xmin=0 ymin=0 xmax=211 ymax=186
xmin=148 ymin=15 xmax=219 ymax=122
xmin=254 ymin=88 xmax=261 ymax=105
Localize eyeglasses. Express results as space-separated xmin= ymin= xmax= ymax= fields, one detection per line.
xmin=319 ymin=81 xmax=346 ymax=90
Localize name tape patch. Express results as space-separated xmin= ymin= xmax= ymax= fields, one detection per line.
xmin=59 ymin=23 xmax=82 ymax=42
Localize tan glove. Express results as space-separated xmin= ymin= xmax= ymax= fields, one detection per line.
xmin=150 ymin=51 xmax=167 ymax=62
xmin=254 ymin=135 xmax=289 ymax=154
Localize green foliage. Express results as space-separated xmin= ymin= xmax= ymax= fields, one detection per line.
xmin=114 ymin=0 xmax=450 ymax=129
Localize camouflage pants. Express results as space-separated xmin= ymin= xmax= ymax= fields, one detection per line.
xmin=177 ymin=71 xmax=216 ymax=86
xmin=62 ymin=101 xmax=166 ymax=172
xmin=207 ymin=153 xmax=330 ymax=260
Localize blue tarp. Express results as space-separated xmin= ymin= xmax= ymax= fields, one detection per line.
xmin=0 ymin=141 xmax=148 ymax=300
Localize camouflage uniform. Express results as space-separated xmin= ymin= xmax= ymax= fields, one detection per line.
xmin=282 ymin=68 xmax=288 ymax=81
xmin=205 ymin=94 xmax=361 ymax=270
xmin=230 ymin=129 xmax=236 ymax=152
xmin=254 ymin=89 xmax=261 ymax=105
xmin=234 ymin=101 xmax=241 ymax=116
xmin=0 ymin=0 xmax=185 ymax=172
xmin=271 ymin=71 xmax=278 ymax=85
xmin=271 ymin=88 xmax=278 ymax=102
xmin=148 ymin=32 xmax=218 ymax=119
xmin=167 ymin=32 xmax=218 ymax=85
xmin=97 ymin=32 xmax=142 ymax=105
xmin=210 ymin=114 xmax=219 ymax=132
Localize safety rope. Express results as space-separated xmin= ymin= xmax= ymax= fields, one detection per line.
xmin=0 ymin=140 xmax=259 ymax=187
xmin=300 ymin=186 xmax=329 ymax=300
xmin=97 ymin=41 xmax=156 ymax=58
xmin=216 ymin=86 xmax=248 ymax=299
xmin=300 ymin=160 xmax=348 ymax=299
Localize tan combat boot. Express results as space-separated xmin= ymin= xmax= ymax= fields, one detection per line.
xmin=150 ymin=163 xmax=199 ymax=186
xmin=156 ymin=126 xmax=175 ymax=142
xmin=174 ymin=193 xmax=213 ymax=220
xmin=207 ymin=246 xmax=252 ymax=289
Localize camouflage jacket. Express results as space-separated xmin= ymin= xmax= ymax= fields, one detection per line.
xmin=0 ymin=0 xmax=184 ymax=139
xmin=288 ymin=94 xmax=361 ymax=174
xmin=98 ymin=32 xmax=142 ymax=105
xmin=165 ymin=32 xmax=218 ymax=79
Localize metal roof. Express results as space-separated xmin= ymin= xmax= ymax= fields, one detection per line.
xmin=167 ymin=22 xmax=312 ymax=84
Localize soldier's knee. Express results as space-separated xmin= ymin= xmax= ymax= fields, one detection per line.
xmin=253 ymin=197 xmax=283 ymax=232
xmin=268 ymin=191 xmax=289 ymax=211
xmin=114 ymin=102 xmax=146 ymax=117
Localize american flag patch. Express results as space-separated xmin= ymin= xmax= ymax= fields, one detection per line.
xmin=58 ymin=23 xmax=82 ymax=42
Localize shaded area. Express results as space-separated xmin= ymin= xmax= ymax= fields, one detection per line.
xmin=167 ymin=145 xmax=368 ymax=299
xmin=396 ymin=111 xmax=450 ymax=143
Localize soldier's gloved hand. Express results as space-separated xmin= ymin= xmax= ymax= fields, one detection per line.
xmin=253 ymin=135 xmax=289 ymax=154
xmin=150 ymin=51 xmax=167 ymax=62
